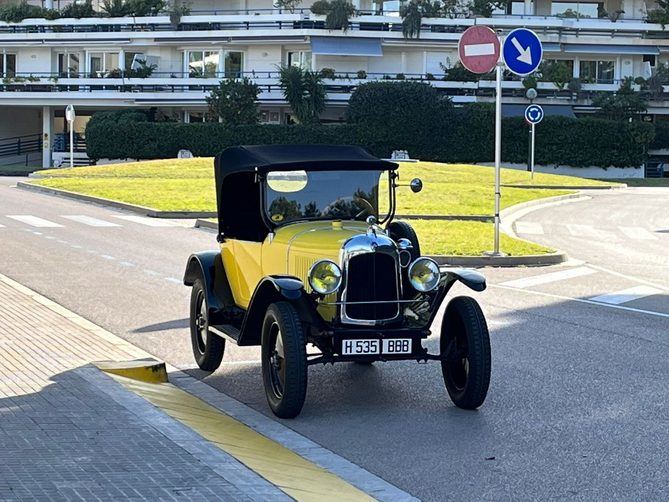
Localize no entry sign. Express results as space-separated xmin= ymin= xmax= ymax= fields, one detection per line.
xmin=458 ymin=26 xmax=500 ymax=74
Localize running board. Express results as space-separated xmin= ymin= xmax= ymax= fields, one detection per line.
xmin=210 ymin=324 xmax=241 ymax=343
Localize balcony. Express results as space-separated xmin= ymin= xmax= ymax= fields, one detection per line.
xmin=0 ymin=70 xmax=665 ymax=108
xmin=0 ymin=10 xmax=667 ymax=41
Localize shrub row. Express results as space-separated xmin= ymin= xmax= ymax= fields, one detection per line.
xmin=86 ymin=108 xmax=651 ymax=168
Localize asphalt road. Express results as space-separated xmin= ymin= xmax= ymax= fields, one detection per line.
xmin=1 ymin=178 xmax=667 ymax=500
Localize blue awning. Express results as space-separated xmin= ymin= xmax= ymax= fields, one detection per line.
xmin=502 ymin=104 xmax=575 ymax=119
xmin=311 ymin=37 xmax=383 ymax=57
xmin=564 ymin=44 xmax=660 ymax=55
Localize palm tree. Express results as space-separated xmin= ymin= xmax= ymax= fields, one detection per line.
xmin=278 ymin=65 xmax=326 ymax=124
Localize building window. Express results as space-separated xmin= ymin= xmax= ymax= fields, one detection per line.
xmin=125 ymin=52 xmax=145 ymax=71
xmin=580 ymin=60 xmax=614 ymax=84
xmin=551 ymin=2 xmax=604 ymax=18
xmin=287 ymin=51 xmax=312 ymax=70
xmin=224 ymin=51 xmax=243 ymax=78
xmin=0 ymin=53 xmax=16 ymax=77
xmin=188 ymin=50 xmax=219 ymax=78
xmin=57 ymin=52 xmax=80 ymax=77
xmin=260 ymin=110 xmax=281 ymax=124
xmin=89 ymin=52 xmax=119 ymax=77
xmin=186 ymin=111 xmax=217 ymax=123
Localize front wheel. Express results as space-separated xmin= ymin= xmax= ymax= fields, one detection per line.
xmin=190 ymin=279 xmax=225 ymax=372
xmin=261 ymin=302 xmax=308 ymax=418
xmin=440 ymin=296 xmax=491 ymax=409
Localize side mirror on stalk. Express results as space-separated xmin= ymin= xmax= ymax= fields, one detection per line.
xmin=410 ymin=178 xmax=423 ymax=193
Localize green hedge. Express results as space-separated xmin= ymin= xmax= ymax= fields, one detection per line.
xmin=86 ymin=108 xmax=650 ymax=168
xmin=650 ymin=120 xmax=669 ymax=149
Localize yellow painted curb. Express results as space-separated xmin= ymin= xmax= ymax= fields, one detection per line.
xmin=95 ymin=359 xmax=168 ymax=384
xmin=107 ymin=373 xmax=375 ymax=502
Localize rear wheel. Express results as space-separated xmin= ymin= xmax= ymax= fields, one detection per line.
xmin=261 ymin=302 xmax=308 ymax=418
xmin=440 ymin=296 xmax=491 ymax=409
xmin=190 ymin=279 xmax=225 ymax=372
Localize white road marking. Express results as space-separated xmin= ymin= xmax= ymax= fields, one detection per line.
xmin=585 ymin=263 xmax=669 ymax=292
xmin=589 ymin=286 xmax=663 ymax=305
xmin=493 ymin=284 xmax=669 ymax=319
xmin=143 ymin=269 xmax=161 ymax=276
xmin=515 ymin=221 xmax=544 ymax=235
xmin=119 ymin=261 xmax=136 ymax=267
xmin=112 ymin=215 xmax=178 ymax=227
xmin=70 ymin=244 xmax=82 ymax=249
xmin=7 ymin=215 xmax=63 ymax=228
xmin=165 ymin=277 xmax=182 ymax=284
xmin=0 ymin=222 xmax=4 ymax=228
xmin=566 ymin=224 xmax=618 ymax=241
xmin=100 ymin=255 xmax=115 ymax=261
xmin=61 ymin=215 xmax=121 ymax=227
xmin=464 ymin=42 xmax=496 ymax=57
xmin=499 ymin=266 xmax=596 ymax=289
xmin=618 ymin=226 xmax=657 ymax=241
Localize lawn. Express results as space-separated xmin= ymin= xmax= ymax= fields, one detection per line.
xmin=32 ymin=158 xmax=619 ymax=256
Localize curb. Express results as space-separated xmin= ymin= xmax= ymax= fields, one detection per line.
xmin=16 ymin=182 xmax=216 ymax=219
xmin=95 ymin=359 xmax=168 ymax=383
xmin=196 ymin=218 xmax=567 ymax=267
xmin=503 ymin=184 xmax=627 ymax=190
xmin=431 ymin=252 xmax=567 ymax=267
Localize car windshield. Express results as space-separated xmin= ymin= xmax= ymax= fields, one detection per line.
xmin=264 ymin=170 xmax=390 ymax=225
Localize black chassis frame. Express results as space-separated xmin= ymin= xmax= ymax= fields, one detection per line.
xmin=183 ymin=251 xmax=486 ymax=365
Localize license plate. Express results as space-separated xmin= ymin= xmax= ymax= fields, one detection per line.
xmin=341 ymin=338 xmax=412 ymax=355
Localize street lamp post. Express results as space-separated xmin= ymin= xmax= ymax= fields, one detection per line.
xmin=65 ymin=104 xmax=75 ymax=169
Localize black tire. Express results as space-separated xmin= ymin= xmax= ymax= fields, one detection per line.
xmin=190 ymin=279 xmax=225 ymax=372
xmin=388 ymin=220 xmax=421 ymax=260
xmin=440 ymin=296 xmax=491 ymax=410
xmin=261 ymin=302 xmax=308 ymax=419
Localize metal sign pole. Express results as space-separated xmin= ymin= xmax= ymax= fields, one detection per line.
xmin=530 ymin=122 xmax=536 ymax=181
xmin=493 ymin=60 xmax=502 ymax=255
xmin=69 ymin=120 xmax=74 ymax=169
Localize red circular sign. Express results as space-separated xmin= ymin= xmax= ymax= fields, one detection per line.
xmin=458 ymin=26 xmax=500 ymax=74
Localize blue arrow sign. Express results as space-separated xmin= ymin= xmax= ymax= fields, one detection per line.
xmin=503 ymin=28 xmax=542 ymax=76
xmin=525 ymin=104 xmax=544 ymax=125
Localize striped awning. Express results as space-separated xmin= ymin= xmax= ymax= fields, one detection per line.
xmin=311 ymin=37 xmax=383 ymax=57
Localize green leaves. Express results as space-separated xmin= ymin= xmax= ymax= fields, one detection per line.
xmin=206 ymin=78 xmax=260 ymax=126
xmin=278 ymin=65 xmax=326 ymax=124
xmin=310 ymin=0 xmax=356 ymax=31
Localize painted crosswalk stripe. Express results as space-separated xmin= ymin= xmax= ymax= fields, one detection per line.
xmin=7 ymin=215 xmax=63 ymax=228
xmin=566 ymin=224 xmax=618 ymax=241
xmin=589 ymin=286 xmax=662 ymax=305
xmin=500 ymin=266 xmax=596 ymax=289
xmin=515 ymin=221 xmax=544 ymax=235
xmin=61 ymin=215 xmax=121 ymax=227
xmin=618 ymin=226 xmax=657 ymax=241
xmin=112 ymin=215 xmax=178 ymax=227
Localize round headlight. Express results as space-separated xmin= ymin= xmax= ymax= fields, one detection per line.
xmin=408 ymin=258 xmax=440 ymax=292
xmin=308 ymin=260 xmax=342 ymax=295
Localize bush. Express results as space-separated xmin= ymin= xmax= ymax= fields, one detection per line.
xmin=86 ymin=106 xmax=650 ymax=168
xmin=347 ymin=81 xmax=451 ymax=128
xmin=0 ymin=1 xmax=56 ymax=22
xmin=206 ymin=78 xmax=260 ymax=126
xmin=60 ymin=0 xmax=94 ymax=18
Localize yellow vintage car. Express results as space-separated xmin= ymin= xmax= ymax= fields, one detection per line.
xmin=184 ymin=145 xmax=491 ymax=418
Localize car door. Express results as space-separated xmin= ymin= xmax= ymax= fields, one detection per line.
xmin=228 ymin=240 xmax=263 ymax=309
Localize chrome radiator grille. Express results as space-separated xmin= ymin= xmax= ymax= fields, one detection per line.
xmin=343 ymin=252 xmax=400 ymax=322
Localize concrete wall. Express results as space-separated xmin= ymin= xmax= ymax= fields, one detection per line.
xmin=0 ymin=107 xmax=41 ymax=139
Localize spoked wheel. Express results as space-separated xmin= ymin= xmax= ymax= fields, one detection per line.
xmin=440 ymin=296 xmax=491 ymax=409
xmin=261 ymin=302 xmax=307 ymax=418
xmin=190 ymin=279 xmax=225 ymax=372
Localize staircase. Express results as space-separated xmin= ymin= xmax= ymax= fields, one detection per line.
xmin=644 ymin=159 xmax=665 ymax=178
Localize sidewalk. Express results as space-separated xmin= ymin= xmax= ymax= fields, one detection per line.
xmin=0 ymin=273 xmax=285 ymax=501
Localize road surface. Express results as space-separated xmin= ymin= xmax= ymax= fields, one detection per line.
xmin=1 ymin=178 xmax=667 ymax=500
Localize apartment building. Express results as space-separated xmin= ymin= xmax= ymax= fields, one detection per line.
xmin=0 ymin=0 xmax=666 ymax=167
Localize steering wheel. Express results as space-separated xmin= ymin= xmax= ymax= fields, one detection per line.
xmin=323 ymin=196 xmax=375 ymax=219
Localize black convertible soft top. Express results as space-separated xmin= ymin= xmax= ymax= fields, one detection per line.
xmin=214 ymin=145 xmax=397 ymax=240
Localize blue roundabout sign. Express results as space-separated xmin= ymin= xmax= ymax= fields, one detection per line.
xmin=524 ymin=104 xmax=544 ymax=125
